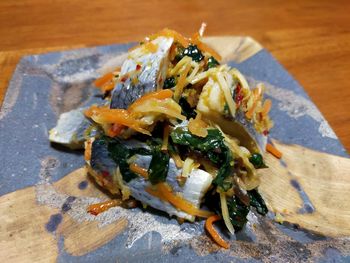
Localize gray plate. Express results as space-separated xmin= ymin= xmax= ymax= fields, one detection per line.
xmin=0 ymin=40 xmax=349 ymax=262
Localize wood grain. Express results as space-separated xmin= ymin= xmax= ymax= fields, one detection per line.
xmin=0 ymin=0 xmax=349 ymax=151
xmin=0 ymin=168 xmax=128 ymax=262
xmin=259 ymin=141 xmax=350 ymax=237
xmin=1 ymin=142 xmax=349 ymax=262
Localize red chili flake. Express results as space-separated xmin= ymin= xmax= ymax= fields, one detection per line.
xmin=102 ymin=170 xmax=110 ymax=177
xmin=235 ymin=94 xmax=244 ymax=108
xmin=235 ymin=94 xmax=243 ymax=103
xmin=120 ymin=74 xmax=128 ymax=82
xmin=236 ymin=83 xmax=241 ymax=94
xmin=234 ymin=84 xmax=243 ymax=106
xmin=111 ymin=124 xmax=125 ymax=135
xmin=136 ymin=64 xmax=141 ymax=70
xmin=263 ymin=130 xmax=269 ymax=136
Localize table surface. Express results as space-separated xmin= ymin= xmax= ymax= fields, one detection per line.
xmin=0 ymin=0 xmax=349 ymax=152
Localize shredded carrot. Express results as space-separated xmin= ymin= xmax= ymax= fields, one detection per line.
xmin=130 ymin=98 xmax=186 ymax=121
xmin=100 ymin=81 xmax=116 ymax=93
xmin=266 ymin=143 xmax=282 ymax=159
xmin=191 ymin=38 xmax=222 ymax=61
xmin=161 ymin=124 xmax=170 ymax=151
xmin=107 ymin=123 xmax=125 ymax=137
xmin=205 ymin=215 xmax=230 ymax=249
xmin=174 ymin=62 xmax=192 ymax=101
xmin=261 ymin=99 xmax=272 ymax=116
xmin=84 ymin=140 xmax=92 ymax=161
xmin=129 ymin=163 xmax=149 ymax=178
xmin=191 ymin=32 xmax=200 ymax=42
xmin=246 ymin=88 xmax=262 ymax=119
xmin=87 ymin=199 xmax=122 ymax=216
xmin=84 ymin=105 xmax=150 ymax=135
xmin=145 ymin=187 xmax=164 ymax=199
xmin=94 ymin=72 xmax=114 ymax=87
xmin=128 ymin=89 xmax=174 ymax=111
xmin=150 ymin=28 xmax=190 ymax=47
xmin=170 ymin=152 xmax=184 ymax=168
xmin=188 ymin=113 xmax=208 ymax=137
xmin=245 ymin=103 xmax=257 ymax=119
xmin=154 ymin=183 xmax=213 ymax=218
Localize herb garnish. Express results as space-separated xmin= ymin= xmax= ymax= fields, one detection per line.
xmin=249 ymin=153 xmax=268 ymax=168
xmin=148 ymin=150 xmax=170 ymax=184
xmin=207 ymin=56 xmax=220 ymax=69
xmin=178 ymin=97 xmax=197 ymax=119
xmin=163 ymin=77 xmax=176 ymax=89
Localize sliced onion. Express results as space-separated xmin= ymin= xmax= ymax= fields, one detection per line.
xmin=217 ymin=72 xmax=236 ymax=117
xmin=220 ymin=192 xmax=235 ymax=235
xmin=230 ymin=68 xmax=250 ymax=91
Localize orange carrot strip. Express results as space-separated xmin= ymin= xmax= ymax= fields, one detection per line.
xmin=174 ymin=62 xmax=192 ymax=101
xmin=150 ymin=28 xmax=190 ymax=47
xmin=87 ymin=199 xmax=122 ymax=216
xmin=155 ymin=183 xmax=213 ymax=218
xmin=205 ymin=215 xmax=230 ymax=249
xmin=261 ymin=99 xmax=272 ymax=116
xmin=246 ymin=88 xmax=262 ymax=119
xmin=266 ymin=143 xmax=282 ymax=159
xmin=84 ymin=140 xmax=92 ymax=161
xmin=188 ymin=113 xmax=208 ymax=137
xmin=191 ymin=32 xmax=200 ymax=42
xmin=191 ymin=39 xmax=222 ymax=61
xmin=128 ymin=89 xmax=174 ymax=111
xmin=100 ymin=81 xmax=116 ymax=93
xmin=94 ymin=72 xmax=114 ymax=87
xmin=245 ymin=103 xmax=257 ymax=119
xmin=84 ymin=106 xmax=150 ymax=135
xmin=107 ymin=123 xmax=125 ymax=137
xmin=130 ymin=163 xmax=149 ymax=179
xmin=145 ymin=187 xmax=164 ymax=199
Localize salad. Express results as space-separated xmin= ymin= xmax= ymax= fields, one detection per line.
xmin=49 ymin=26 xmax=281 ymax=249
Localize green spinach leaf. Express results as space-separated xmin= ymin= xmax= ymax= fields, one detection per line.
xmin=227 ymin=196 xmax=250 ymax=229
xmin=249 ymin=153 xmax=268 ymax=169
xmin=170 ymin=128 xmax=233 ymax=190
xmin=178 ymin=97 xmax=197 ymax=119
xmin=148 ymin=150 xmax=170 ymax=185
xmin=248 ymin=189 xmax=268 ymax=215
xmin=104 ymin=137 xmax=151 ymax=182
xmin=163 ymin=77 xmax=176 ymax=89
xmin=207 ymin=56 xmax=219 ymax=69
xmin=182 ymin=44 xmax=204 ymax=62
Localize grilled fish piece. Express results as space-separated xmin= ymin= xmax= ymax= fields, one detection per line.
xmin=87 ymin=137 xmax=213 ymax=221
xmin=197 ymin=77 xmax=267 ymax=154
xmin=110 ymin=37 xmax=174 ymax=109
xmin=49 ymin=108 xmax=92 ymax=149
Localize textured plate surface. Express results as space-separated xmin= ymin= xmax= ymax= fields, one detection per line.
xmin=0 ymin=37 xmax=349 ymax=262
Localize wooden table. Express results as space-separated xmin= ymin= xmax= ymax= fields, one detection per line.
xmin=0 ymin=0 xmax=349 ymax=152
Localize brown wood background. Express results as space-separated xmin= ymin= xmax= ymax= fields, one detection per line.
xmin=0 ymin=0 xmax=349 ymax=152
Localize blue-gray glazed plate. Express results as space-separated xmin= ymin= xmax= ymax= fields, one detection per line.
xmin=0 ymin=36 xmax=349 ymax=263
